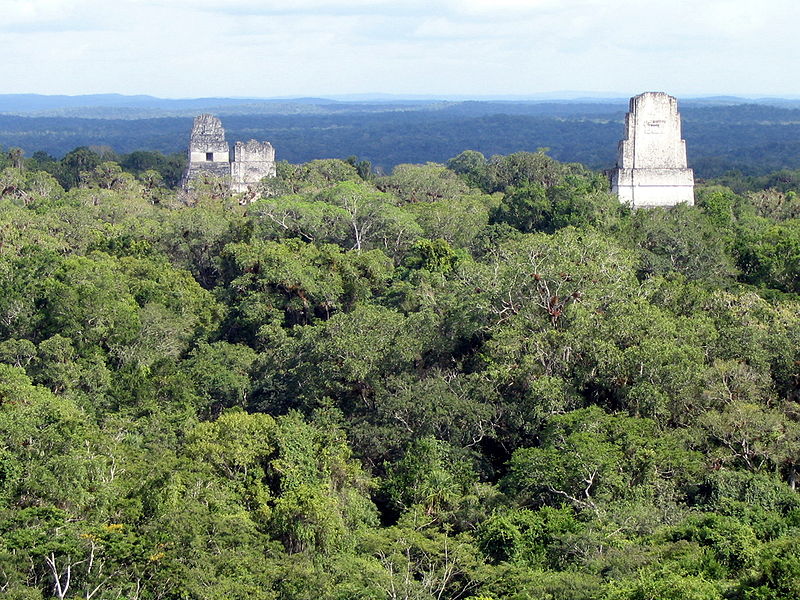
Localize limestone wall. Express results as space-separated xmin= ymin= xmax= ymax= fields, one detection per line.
xmin=611 ymin=168 xmax=695 ymax=207
xmin=189 ymin=150 xmax=230 ymax=163
xmin=233 ymin=139 xmax=275 ymax=164
xmin=183 ymin=114 xmax=232 ymax=189
xmin=187 ymin=114 xmax=229 ymax=154
xmin=184 ymin=161 xmax=231 ymax=187
xmin=617 ymin=92 xmax=688 ymax=169
xmin=611 ymin=92 xmax=694 ymax=207
xmin=230 ymin=140 xmax=276 ymax=193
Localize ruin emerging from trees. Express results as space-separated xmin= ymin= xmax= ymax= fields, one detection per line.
xmin=609 ymin=92 xmax=694 ymax=207
xmin=182 ymin=114 xmax=276 ymax=193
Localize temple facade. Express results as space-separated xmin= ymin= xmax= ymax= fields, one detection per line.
xmin=609 ymin=92 xmax=694 ymax=207
xmin=182 ymin=114 xmax=275 ymax=193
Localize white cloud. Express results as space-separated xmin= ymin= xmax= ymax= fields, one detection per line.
xmin=0 ymin=0 xmax=798 ymax=96
xmin=442 ymin=0 xmax=560 ymax=16
xmin=3 ymin=0 xmax=83 ymax=21
xmin=134 ymin=0 xmax=401 ymax=16
xmin=0 ymin=0 xmax=99 ymax=29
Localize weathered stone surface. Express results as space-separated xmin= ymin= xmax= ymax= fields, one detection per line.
xmin=182 ymin=114 xmax=276 ymax=195
xmin=188 ymin=114 xmax=229 ymax=158
xmin=183 ymin=114 xmax=231 ymax=188
xmin=610 ymin=92 xmax=694 ymax=207
xmin=231 ymin=140 xmax=276 ymax=193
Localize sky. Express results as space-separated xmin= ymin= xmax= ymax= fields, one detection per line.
xmin=1 ymin=0 xmax=798 ymax=99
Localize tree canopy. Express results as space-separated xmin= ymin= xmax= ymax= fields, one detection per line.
xmin=0 ymin=148 xmax=799 ymax=599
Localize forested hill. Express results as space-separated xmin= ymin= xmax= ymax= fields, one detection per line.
xmin=3 ymin=98 xmax=800 ymax=176
xmin=1 ymin=148 xmax=799 ymax=599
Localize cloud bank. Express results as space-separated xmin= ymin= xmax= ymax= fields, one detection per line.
xmin=0 ymin=0 xmax=796 ymax=97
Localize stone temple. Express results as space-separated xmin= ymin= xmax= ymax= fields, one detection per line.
xmin=182 ymin=114 xmax=276 ymax=193
xmin=609 ymin=92 xmax=694 ymax=207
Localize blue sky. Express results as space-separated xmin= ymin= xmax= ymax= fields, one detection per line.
xmin=1 ymin=0 xmax=797 ymax=98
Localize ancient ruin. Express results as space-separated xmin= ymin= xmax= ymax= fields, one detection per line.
xmin=182 ymin=114 xmax=275 ymax=193
xmin=609 ymin=92 xmax=694 ymax=207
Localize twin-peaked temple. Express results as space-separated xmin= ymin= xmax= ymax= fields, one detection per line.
xmin=182 ymin=114 xmax=276 ymax=193
xmin=183 ymin=91 xmax=695 ymax=207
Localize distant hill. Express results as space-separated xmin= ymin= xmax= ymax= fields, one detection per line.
xmin=4 ymin=93 xmax=800 ymax=119
xmin=0 ymin=94 xmax=343 ymax=116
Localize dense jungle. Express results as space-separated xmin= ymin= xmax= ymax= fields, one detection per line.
xmin=0 ymin=144 xmax=799 ymax=600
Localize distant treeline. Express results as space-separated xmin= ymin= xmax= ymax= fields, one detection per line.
xmin=7 ymin=143 xmax=800 ymax=200
xmin=2 ymin=101 xmax=800 ymax=177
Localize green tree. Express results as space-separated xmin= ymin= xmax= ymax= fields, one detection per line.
xmin=605 ymin=571 xmax=723 ymax=600
xmin=740 ymin=536 xmax=800 ymax=599
xmin=736 ymin=219 xmax=800 ymax=293
xmin=502 ymin=407 xmax=701 ymax=513
xmin=185 ymin=342 xmax=259 ymax=416
xmin=318 ymin=180 xmax=422 ymax=254
xmin=382 ymin=437 xmax=478 ymax=518
xmin=58 ymin=146 xmax=101 ymax=189
xmin=476 ymin=506 xmax=581 ymax=569
xmin=447 ymin=150 xmax=490 ymax=190
xmin=621 ymin=204 xmax=738 ymax=284
xmin=376 ymin=162 xmax=471 ymax=203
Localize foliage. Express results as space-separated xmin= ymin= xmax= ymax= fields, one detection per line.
xmin=1 ymin=150 xmax=799 ymax=599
